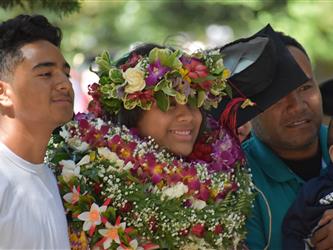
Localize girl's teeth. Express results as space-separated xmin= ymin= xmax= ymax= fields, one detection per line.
xmin=173 ymin=130 xmax=190 ymax=135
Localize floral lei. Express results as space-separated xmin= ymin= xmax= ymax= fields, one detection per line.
xmin=48 ymin=112 xmax=254 ymax=250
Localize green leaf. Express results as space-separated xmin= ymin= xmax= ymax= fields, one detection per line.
xmin=197 ymin=89 xmax=206 ymax=107
xmin=191 ymin=75 xmax=216 ymax=83
xmin=109 ymin=68 xmax=124 ymax=84
xmin=175 ymin=92 xmax=187 ymax=104
xmin=123 ymin=98 xmax=138 ymax=110
xmin=154 ymin=91 xmax=169 ymax=112
xmin=225 ymin=83 xmax=233 ymax=98
xmin=148 ymin=48 xmax=182 ymax=69
xmin=187 ymin=95 xmax=197 ymax=107
xmin=95 ymin=50 xmax=112 ymax=74
xmin=155 ymin=79 xmax=177 ymax=96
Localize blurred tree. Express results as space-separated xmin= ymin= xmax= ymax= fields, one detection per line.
xmin=0 ymin=0 xmax=80 ymax=15
xmin=1 ymin=0 xmax=333 ymax=81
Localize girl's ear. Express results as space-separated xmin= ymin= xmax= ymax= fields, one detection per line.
xmin=0 ymin=80 xmax=13 ymax=108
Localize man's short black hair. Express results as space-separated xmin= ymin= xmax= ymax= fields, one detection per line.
xmin=328 ymin=118 xmax=333 ymax=149
xmin=0 ymin=14 xmax=62 ymax=80
xmin=276 ymin=31 xmax=309 ymax=59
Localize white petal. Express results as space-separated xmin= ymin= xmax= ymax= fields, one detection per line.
xmin=59 ymin=127 xmax=70 ymax=139
xmin=91 ymin=203 xmax=99 ymax=211
xmin=98 ymin=229 xmax=108 ymax=237
xmin=82 ymin=221 xmax=92 ymax=231
xmin=60 ymin=160 xmax=76 ymax=170
xmin=103 ymin=238 xmax=112 ymax=249
xmin=78 ymin=212 xmax=89 ymax=221
xmin=63 ymin=193 xmax=73 ymax=203
xmin=119 ymin=222 xmax=126 ymax=230
xmin=77 ymin=155 xmax=90 ymax=166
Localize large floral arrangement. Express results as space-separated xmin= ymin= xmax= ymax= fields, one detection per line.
xmin=48 ymin=113 xmax=254 ymax=250
xmin=88 ymin=47 xmax=235 ymax=116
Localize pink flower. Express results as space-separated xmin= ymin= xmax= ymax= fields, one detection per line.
xmin=98 ymin=218 xmax=126 ymax=249
xmin=78 ymin=203 xmax=107 ymax=236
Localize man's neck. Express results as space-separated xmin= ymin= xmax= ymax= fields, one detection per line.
xmin=0 ymin=120 xmax=52 ymax=164
xmin=271 ymin=139 xmax=319 ymax=161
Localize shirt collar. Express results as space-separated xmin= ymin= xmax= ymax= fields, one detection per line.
xmin=249 ymin=132 xmax=303 ymax=183
xmin=247 ymin=125 xmax=329 ymax=183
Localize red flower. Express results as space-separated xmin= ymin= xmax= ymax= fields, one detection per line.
xmin=214 ymin=224 xmax=223 ymax=234
xmin=120 ymin=201 xmax=133 ymax=213
xmin=184 ymin=59 xmax=209 ymax=79
xmin=196 ymin=184 xmax=210 ymax=201
xmin=187 ymin=134 xmax=213 ymax=162
xmin=88 ymin=83 xmax=101 ymax=99
xmin=127 ymin=89 xmax=154 ymax=106
xmin=179 ymin=228 xmax=190 ymax=236
xmin=87 ymin=100 xmax=103 ymax=118
xmin=120 ymin=53 xmax=141 ymax=71
xmin=148 ymin=217 xmax=158 ymax=232
xmin=191 ymin=223 xmax=205 ymax=238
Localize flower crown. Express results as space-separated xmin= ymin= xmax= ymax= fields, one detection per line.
xmin=88 ymin=47 xmax=232 ymax=115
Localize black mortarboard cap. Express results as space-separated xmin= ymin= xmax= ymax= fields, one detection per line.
xmin=210 ymin=24 xmax=309 ymax=127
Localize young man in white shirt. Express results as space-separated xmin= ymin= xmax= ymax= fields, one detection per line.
xmin=0 ymin=14 xmax=74 ymax=249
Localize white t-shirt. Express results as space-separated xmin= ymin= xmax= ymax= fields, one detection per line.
xmin=0 ymin=143 xmax=70 ymax=249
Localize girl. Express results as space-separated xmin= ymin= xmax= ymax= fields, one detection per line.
xmin=49 ymin=43 xmax=254 ymax=250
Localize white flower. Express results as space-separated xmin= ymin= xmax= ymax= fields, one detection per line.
xmin=68 ymin=137 xmax=89 ymax=152
xmin=191 ymin=198 xmax=207 ymax=210
xmin=215 ymin=58 xmax=224 ymax=69
xmin=60 ymin=160 xmax=81 ymax=182
xmin=180 ymin=243 xmax=199 ymax=250
xmin=98 ymin=221 xmax=126 ymax=248
xmin=98 ymin=147 xmax=124 ymax=168
xmin=59 ymin=127 xmax=70 ymax=140
xmin=95 ymin=118 xmax=106 ymax=130
xmin=123 ymin=67 xmax=146 ymax=94
xmin=77 ymin=154 xmax=90 ymax=166
xmin=78 ymin=203 xmax=107 ymax=231
xmin=117 ymin=239 xmax=143 ymax=250
xmin=123 ymin=161 xmax=133 ymax=171
xmin=63 ymin=186 xmax=85 ymax=204
xmin=161 ymin=182 xmax=188 ymax=200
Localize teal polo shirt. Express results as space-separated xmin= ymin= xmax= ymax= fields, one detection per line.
xmin=243 ymin=125 xmax=330 ymax=250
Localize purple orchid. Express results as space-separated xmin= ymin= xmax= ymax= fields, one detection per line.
xmin=210 ymin=128 xmax=244 ymax=172
xmin=145 ymin=60 xmax=170 ymax=86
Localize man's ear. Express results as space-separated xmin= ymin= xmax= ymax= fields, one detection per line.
xmin=0 ymin=80 xmax=13 ymax=108
xmin=329 ymin=145 xmax=333 ymax=162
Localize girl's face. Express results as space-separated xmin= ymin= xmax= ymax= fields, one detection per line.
xmin=137 ymin=101 xmax=202 ymax=156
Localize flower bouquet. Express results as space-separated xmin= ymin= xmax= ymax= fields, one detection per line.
xmin=48 ymin=113 xmax=254 ymax=250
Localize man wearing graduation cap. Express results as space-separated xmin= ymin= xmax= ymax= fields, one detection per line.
xmin=213 ymin=25 xmax=330 ymax=249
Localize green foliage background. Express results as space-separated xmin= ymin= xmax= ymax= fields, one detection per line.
xmin=1 ymin=0 xmax=333 ymax=81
